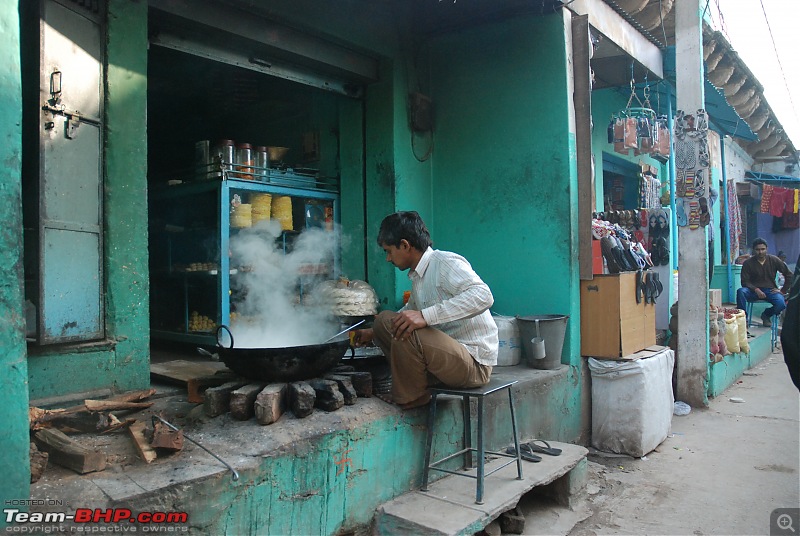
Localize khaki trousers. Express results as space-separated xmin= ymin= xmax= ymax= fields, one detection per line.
xmin=372 ymin=311 xmax=492 ymax=405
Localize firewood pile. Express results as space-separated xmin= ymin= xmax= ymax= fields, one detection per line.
xmin=26 ymin=367 xmax=375 ymax=484
xmin=28 ymin=389 xmax=182 ymax=482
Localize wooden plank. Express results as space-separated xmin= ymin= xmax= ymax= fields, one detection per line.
xmin=572 ymin=14 xmax=595 ymax=281
xmin=34 ymin=429 xmax=106 ymax=474
xmin=128 ymin=421 xmax=157 ymax=464
xmin=84 ymin=400 xmax=154 ymax=412
xmin=150 ymin=360 xmax=230 ymax=386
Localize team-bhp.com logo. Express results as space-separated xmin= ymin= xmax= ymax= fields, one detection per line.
xmin=4 ymin=507 xmax=188 ymax=533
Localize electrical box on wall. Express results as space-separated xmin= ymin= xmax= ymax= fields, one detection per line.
xmin=409 ymin=92 xmax=433 ymax=132
xmin=302 ymin=130 xmax=320 ymax=161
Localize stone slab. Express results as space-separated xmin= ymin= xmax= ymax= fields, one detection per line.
xmin=376 ymin=441 xmax=587 ymax=536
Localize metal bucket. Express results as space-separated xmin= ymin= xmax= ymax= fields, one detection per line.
xmin=517 ymin=315 xmax=569 ymax=370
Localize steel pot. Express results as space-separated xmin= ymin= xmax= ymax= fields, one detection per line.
xmin=215 ymin=325 xmax=352 ymax=382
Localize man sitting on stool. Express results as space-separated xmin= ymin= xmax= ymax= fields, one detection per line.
xmin=736 ymin=238 xmax=793 ymax=327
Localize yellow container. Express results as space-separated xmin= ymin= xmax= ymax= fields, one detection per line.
xmin=251 ymin=193 xmax=272 ymax=223
xmin=231 ymin=204 xmax=252 ymax=228
xmin=272 ymin=195 xmax=293 ymax=231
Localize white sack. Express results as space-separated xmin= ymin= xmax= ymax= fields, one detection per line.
xmin=588 ymin=348 xmax=675 ymax=457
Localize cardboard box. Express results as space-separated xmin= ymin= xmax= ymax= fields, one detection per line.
xmin=709 ymin=288 xmax=722 ymax=309
xmin=580 ymin=273 xmax=656 ymax=358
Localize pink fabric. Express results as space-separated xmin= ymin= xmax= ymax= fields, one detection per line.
xmin=727 ymin=180 xmax=742 ymax=262
xmin=769 ymin=187 xmax=790 ymax=218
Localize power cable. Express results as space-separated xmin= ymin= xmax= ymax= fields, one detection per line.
xmin=758 ymin=0 xmax=800 ymax=131
xmin=657 ymin=0 xmax=667 ymax=47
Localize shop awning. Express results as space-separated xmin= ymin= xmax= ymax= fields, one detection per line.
xmin=745 ymin=171 xmax=800 ymax=189
xmin=703 ymin=81 xmax=759 ymax=142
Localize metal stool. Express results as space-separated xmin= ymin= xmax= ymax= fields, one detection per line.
xmin=421 ymin=378 xmax=523 ymax=504
xmin=745 ymin=301 xmax=779 ymax=351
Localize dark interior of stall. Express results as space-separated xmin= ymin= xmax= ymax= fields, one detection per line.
xmin=147 ymin=46 xmax=342 ymax=184
xmin=147 ymin=35 xmax=347 ymax=347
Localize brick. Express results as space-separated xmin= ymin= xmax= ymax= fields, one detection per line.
xmin=230 ymin=383 xmax=267 ymax=421
xmin=289 ymin=382 xmax=316 ymax=418
xmin=187 ymin=372 xmax=240 ymax=403
xmin=331 ymin=371 xmax=372 ymax=397
xmin=203 ymin=381 xmax=247 ymax=418
xmin=254 ymin=384 xmax=288 ymax=425
xmin=324 ymin=375 xmax=358 ymax=405
xmin=499 ymin=507 xmax=525 ymax=534
xmin=308 ymin=379 xmax=344 ymax=411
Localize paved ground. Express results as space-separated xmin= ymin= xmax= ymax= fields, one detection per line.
xmin=518 ymin=352 xmax=800 ymax=536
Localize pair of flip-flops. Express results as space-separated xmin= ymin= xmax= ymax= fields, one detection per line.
xmin=505 ymin=440 xmax=563 ymax=463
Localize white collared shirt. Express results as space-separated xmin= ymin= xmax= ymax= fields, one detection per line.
xmin=402 ymin=247 xmax=498 ymax=366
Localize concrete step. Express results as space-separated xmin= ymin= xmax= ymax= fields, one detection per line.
xmin=374 ymin=441 xmax=588 ymax=536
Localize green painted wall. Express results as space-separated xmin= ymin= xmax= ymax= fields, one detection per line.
xmin=26 ymin=0 xmax=150 ymax=399
xmin=426 ymin=12 xmax=580 ymax=362
xmin=708 ymin=329 xmax=772 ymax=397
xmin=0 ymin=0 xmax=31 ymax=511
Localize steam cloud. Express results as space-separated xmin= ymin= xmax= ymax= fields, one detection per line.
xmin=227 ymin=219 xmax=342 ymax=348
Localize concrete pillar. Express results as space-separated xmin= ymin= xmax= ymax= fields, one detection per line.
xmin=674 ymin=0 xmax=709 ymax=407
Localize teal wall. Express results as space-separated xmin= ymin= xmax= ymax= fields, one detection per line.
xmin=426 ymin=12 xmax=580 ymax=362
xmin=0 ymin=0 xmax=31 ymax=511
xmin=26 ymin=0 xmax=151 ymax=400
xmin=708 ymin=329 xmax=772 ymax=397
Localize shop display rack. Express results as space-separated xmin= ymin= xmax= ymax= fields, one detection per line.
xmin=148 ymin=176 xmax=339 ymax=345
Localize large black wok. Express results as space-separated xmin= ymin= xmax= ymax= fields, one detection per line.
xmin=215 ymin=325 xmax=352 ymax=382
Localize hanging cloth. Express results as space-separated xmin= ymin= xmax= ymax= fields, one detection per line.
xmin=727 ymin=180 xmax=742 ymax=262
xmin=769 ymin=187 xmax=789 ymax=217
xmin=760 ymin=184 xmax=774 ymax=214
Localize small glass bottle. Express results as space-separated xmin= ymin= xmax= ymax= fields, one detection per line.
xmin=254 ymin=146 xmax=269 ymax=181
xmin=213 ymin=139 xmax=235 ymax=178
xmin=235 ymin=143 xmax=254 ymax=180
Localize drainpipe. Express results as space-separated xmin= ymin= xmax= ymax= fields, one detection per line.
xmin=721 ymin=137 xmax=733 ymax=303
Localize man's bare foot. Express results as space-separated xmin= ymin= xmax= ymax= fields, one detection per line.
xmin=374 ymin=392 xmax=431 ymax=410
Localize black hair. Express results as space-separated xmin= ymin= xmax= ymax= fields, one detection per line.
xmin=377 ymin=211 xmax=432 ymax=251
xmin=752 ymin=237 xmax=768 ymax=249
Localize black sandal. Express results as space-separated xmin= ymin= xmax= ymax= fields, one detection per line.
xmin=525 ymin=440 xmax=562 ymax=457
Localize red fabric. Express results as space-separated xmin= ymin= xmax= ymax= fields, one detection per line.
xmin=769 ymin=187 xmax=789 ymax=217
xmin=783 ymin=210 xmax=799 ymax=229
